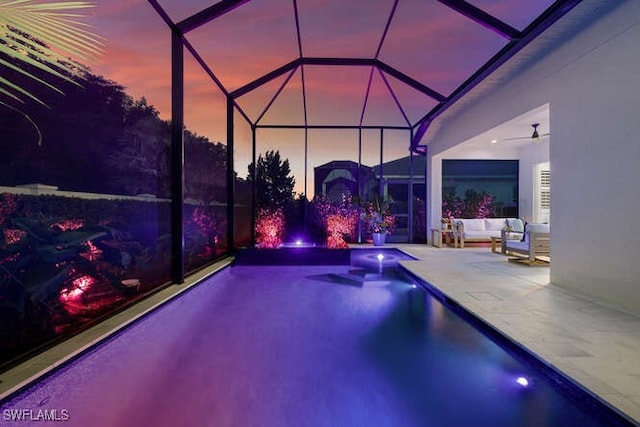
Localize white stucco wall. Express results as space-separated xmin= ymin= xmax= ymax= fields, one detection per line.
xmin=424 ymin=1 xmax=640 ymax=313
xmin=549 ymin=2 xmax=640 ymax=313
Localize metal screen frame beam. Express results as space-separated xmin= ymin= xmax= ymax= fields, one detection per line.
xmin=170 ymin=30 xmax=185 ymax=284
xmin=231 ymin=59 xmax=301 ymax=99
xmin=234 ymin=57 xmax=445 ymax=103
xmin=250 ymin=125 xmax=257 ymax=246
xmin=359 ymin=67 xmax=375 ymax=127
xmin=377 ymin=62 xmax=446 ymax=102
xmin=256 ymin=124 xmax=411 ymax=130
xmin=437 ymin=0 xmax=521 ymax=40
xmin=226 ymin=97 xmax=235 ymax=251
xmin=177 ymin=0 xmax=250 ymax=34
xmin=379 ymin=68 xmax=411 ymax=127
xmin=255 ymin=67 xmax=299 ymax=125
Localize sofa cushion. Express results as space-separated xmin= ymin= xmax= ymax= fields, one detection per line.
xmin=505 ymin=240 xmax=529 ymax=251
xmin=506 ymin=218 xmax=525 ymax=233
xmin=459 ymin=218 xmax=485 ymax=231
xmin=484 ymin=218 xmax=507 ymax=231
xmin=465 ymin=231 xmax=500 ymax=239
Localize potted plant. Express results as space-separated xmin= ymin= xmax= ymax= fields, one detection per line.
xmin=441 ymin=216 xmax=453 ymax=230
xmin=361 ymin=200 xmax=396 ymax=246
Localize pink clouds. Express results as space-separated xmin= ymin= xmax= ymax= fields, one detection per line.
xmin=83 ymin=0 xmax=545 ymax=196
xmin=88 ymin=0 xmax=532 ymax=131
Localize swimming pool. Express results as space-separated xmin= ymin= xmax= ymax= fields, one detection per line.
xmin=0 ymin=249 xmax=633 ymax=426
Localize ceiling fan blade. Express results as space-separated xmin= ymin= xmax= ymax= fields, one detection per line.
xmin=503 ymin=132 xmax=550 ymax=142
xmin=502 ymin=136 xmax=531 ymax=141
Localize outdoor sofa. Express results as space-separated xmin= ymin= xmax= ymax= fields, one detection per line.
xmin=453 ymin=217 xmax=524 ymax=248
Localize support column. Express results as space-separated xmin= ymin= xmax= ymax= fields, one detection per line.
xmin=423 ymin=146 xmax=428 ymax=243
xmin=408 ymin=139 xmax=414 ymax=243
xmin=379 ymin=128 xmax=384 ymax=199
xmin=303 ymin=127 xmax=308 ymax=235
xmin=357 ymin=128 xmax=362 ymax=243
xmin=250 ymin=124 xmax=257 ymax=247
xmin=170 ymin=31 xmax=184 ymax=284
xmin=226 ymin=97 xmax=235 ymax=252
xmin=304 ymin=127 xmax=308 ymax=198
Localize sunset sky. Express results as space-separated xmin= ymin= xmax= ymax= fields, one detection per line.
xmin=88 ymin=0 xmax=553 ymax=195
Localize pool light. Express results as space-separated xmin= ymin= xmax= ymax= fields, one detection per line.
xmin=516 ymin=376 xmax=529 ymax=387
xmin=377 ymin=253 xmax=384 ymax=262
xmin=295 ymin=239 xmax=302 ymax=246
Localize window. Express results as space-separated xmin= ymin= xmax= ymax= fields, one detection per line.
xmin=535 ymin=162 xmax=550 ymax=223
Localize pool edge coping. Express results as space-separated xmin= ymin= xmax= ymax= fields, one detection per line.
xmin=396 ymin=259 xmax=639 ymax=426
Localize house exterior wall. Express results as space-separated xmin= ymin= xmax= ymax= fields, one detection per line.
xmin=424 ymin=1 xmax=640 ymax=313
xmin=549 ymin=2 xmax=640 ymax=314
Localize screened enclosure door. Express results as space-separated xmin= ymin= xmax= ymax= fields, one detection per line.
xmin=387 ymin=181 xmax=409 ymax=242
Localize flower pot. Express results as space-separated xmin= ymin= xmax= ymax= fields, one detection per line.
xmin=372 ymin=232 xmax=386 ymax=246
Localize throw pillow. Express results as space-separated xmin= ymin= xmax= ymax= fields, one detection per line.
xmin=507 ymin=218 xmax=525 ymax=233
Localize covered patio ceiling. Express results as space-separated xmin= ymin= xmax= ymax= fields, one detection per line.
xmin=149 ymin=0 xmax=581 ymax=154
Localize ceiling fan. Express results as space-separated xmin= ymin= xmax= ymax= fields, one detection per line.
xmin=503 ymin=123 xmax=550 ymax=142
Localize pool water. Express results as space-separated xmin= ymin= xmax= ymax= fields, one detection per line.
xmin=0 ymin=249 xmax=632 ymax=426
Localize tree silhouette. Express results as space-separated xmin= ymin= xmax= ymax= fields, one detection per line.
xmin=247 ymin=150 xmax=295 ymax=209
xmin=185 ymin=130 xmax=227 ymax=203
xmin=0 ymin=68 xmax=228 ymax=200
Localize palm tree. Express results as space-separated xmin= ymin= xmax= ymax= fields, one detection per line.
xmin=0 ymin=0 xmax=103 ymax=143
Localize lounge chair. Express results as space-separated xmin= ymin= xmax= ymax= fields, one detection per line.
xmin=504 ymin=223 xmax=550 ymax=265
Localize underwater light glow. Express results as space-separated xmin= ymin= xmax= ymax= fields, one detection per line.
xmin=295 ymin=239 xmax=302 ymax=246
xmin=377 ymin=253 xmax=384 ymax=262
xmin=516 ymin=377 xmax=529 ymax=387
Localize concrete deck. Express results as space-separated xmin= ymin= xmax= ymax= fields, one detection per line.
xmin=395 ymin=244 xmax=640 ymax=423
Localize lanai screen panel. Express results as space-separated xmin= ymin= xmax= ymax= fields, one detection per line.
xmin=383 ymin=73 xmax=440 ymax=125
xmin=254 ymin=69 xmax=306 ymax=126
xmin=183 ymin=50 xmax=230 ymax=270
xmin=379 ymin=0 xmax=508 ymax=97
xmin=156 ymin=0 xmax=221 ymax=22
xmin=304 ymin=66 xmax=373 ymax=126
xmin=468 ymin=0 xmax=557 ymax=30
xmin=233 ymin=72 xmax=294 ymax=123
xmin=184 ymin=0 xmax=299 ymax=92
xmin=296 ymin=0 xmax=395 ymax=58
xmin=361 ymin=69 xmax=411 ymax=127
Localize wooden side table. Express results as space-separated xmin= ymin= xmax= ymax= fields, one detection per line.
xmin=431 ymin=228 xmax=459 ymax=248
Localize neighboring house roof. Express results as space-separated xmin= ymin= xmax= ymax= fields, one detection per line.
xmin=314 ymin=160 xmax=370 ymax=170
xmin=372 ymin=156 xmax=427 ymax=178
